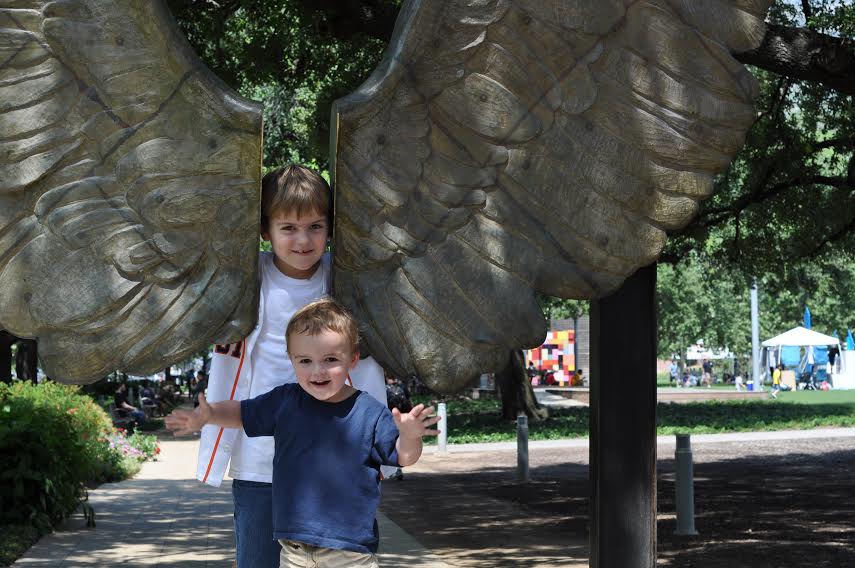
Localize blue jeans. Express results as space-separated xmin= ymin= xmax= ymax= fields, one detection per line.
xmin=232 ymin=480 xmax=281 ymax=568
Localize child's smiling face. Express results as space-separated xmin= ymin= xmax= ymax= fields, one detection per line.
xmin=288 ymin=329 xmax=359 ymax=402
xmin=262 ymin=208 xmax=328 ymax=279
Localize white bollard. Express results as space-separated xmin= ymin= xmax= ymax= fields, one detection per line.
xmin=674 ymin=434 xmax=698 ymax=535
xmin=517 ymin=414 xmax=530 ymax=482
xmin=437 ymin=403 xmax=448 ymax=454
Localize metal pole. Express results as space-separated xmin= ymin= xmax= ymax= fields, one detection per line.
xmin=751 ymin=281 xmax=761 ymax=391
xmin=517 ymin=414 xmax=530 ymax=482
xmin=437 ymin=402 xmax=447 ymax=454
xmin=674 ymin=434 xmax=698 ymax=535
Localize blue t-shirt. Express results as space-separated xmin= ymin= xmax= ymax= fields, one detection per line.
xmin=241 ymin=383 xmax=400 ymax=554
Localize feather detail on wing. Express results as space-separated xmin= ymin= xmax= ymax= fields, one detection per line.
xmin=332 ymin=0 xmax=771 ymax=392
xmin=0 ymin=1 xmax=262 ymax=383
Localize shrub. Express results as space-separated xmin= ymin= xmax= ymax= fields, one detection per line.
xmin=0 ymin=382 xmax=115 ymax=530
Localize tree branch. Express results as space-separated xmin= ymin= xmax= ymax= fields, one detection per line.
xmin=813 ymin=138 xmax=855 ymax=151
xmin=801 ymin=0 xmax=812 ymax=21
xmin=694 ymin=175 xmax=850 ymax=231
xmin=735 ymin=23 xmax=855 ymax=97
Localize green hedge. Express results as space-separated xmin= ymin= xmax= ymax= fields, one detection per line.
xmin=0 ymin=382 xmax=158 ymax=533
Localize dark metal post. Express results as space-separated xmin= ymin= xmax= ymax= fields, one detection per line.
xmin=589 ymin=264 xmax=657 ymax=568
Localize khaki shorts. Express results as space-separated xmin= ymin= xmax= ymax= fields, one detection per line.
xmin=279 ymin=540 xmax=379 ymax=568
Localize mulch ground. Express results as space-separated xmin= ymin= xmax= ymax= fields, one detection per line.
xmin=379 ymin=435 xmax=855 ymax=567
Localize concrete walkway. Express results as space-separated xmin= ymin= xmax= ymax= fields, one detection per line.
xmin=12 ymin=438 xmax=449 ymax=568
xmin=13 ymin=427 xmax=855 ymax=567
xmin=533 ymin=389 xmax=588 ymax=408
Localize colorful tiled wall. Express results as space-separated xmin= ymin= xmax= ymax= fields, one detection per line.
xmin=526 ymin=330 xmax=576 ymax=384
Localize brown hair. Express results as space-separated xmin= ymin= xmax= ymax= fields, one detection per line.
xmin=261 ymin=165 xmax=331 ymax=229
xmin=286 ymin=298 xmax=359 ymax=355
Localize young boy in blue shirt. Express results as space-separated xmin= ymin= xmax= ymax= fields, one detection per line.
xmin=168 ymin=298 xmax=439 ymax=566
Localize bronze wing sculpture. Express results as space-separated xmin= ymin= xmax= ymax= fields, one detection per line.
xmin=0 ymin=0 xmax=771 ymax=387
xmin=0 ymin=1 xmax=262 ymax=383
xmin=332 ymin=0 xmax=771 ymax=392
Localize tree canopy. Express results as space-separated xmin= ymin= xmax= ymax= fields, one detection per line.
xmin=166 ymin=0 xmax=855 ymax=361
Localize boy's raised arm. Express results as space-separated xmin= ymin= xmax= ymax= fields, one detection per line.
xmin=165 ymin=393 xmax=242 ymax=436
xmin=393 ymin=404 xmax=440 ymax=467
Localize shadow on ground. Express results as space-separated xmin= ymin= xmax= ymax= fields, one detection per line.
xmin=380 ymin=443 xmax=855 ymax=568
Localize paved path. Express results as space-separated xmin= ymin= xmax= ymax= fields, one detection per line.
xmin=533 ymin=389 xmax=587 ymax=408
xmin=12 ymin=438 xmax=449 ymax=568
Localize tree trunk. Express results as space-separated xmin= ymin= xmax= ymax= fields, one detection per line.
xmin=495 ymin=350 xmax=549 ymax=421
xmin=0 ymin=331 xmax=13 ymax=384
xmin=15 ymin=339 xmax=38 ymax=383
xmin=164 ymin=366 xmax=172 ymax=381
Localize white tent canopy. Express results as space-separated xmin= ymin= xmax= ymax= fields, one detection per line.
xmin=685 ymin=344 xmax=734 ymax=360
xmin=760 ymin=326 xmax=853 ymax=389
xmin=762 ymin=326 xmax=840 ymax=347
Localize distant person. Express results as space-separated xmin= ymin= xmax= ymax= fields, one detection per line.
xmin=686 ymin=371 xmax=698 ymax=388
xmin=384 ymin=372 xmax=413 ymax=481
xmin=544 ymin=370 xmax=556 ymax=386
xmin=138 ymin=379 xmax=158 ymax=416
xmin=772 ymin=364 xmax=782 ymax=392
xmin=829 ymin=345 xmax=840 ymax=375
xmin=527 ymin=362 xmax=539 ymax=384
xmin=139 ymin=380 xmax=156 ymax=405
xmin=192 ymin=371 xmax=208 ymax=408
xmin=669 ymin=360 xmax=679 ymax=385
xmin=702 ymin=360 xmax=713 ymax=388
xmin=572 ymin=368 xmax=584 ymax=386
xmin=113 ymin=382 xmax=146 ymax=425
xmin=157 ymin=381 xmax=178 ymax=414
xmin=734 ymin=373 xmax=744 ymax=391
xmin=384 ymin=372 xmax=413 ymax=414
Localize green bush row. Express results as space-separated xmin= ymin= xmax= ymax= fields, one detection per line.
xmin=0 ymin=382 xmax=158 ymax=533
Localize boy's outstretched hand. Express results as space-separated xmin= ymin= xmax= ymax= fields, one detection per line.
xmin=165 ymin=393 xmax=212 ymax=436
xmin=393 ymin=403 xmax=440 ymax=440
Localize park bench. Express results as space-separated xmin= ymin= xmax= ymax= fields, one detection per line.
xmin=108 ymin=403 xmax=136 ymax=432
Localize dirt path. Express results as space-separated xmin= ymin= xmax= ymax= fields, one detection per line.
xmin=379 ymin=435 xmax=855 ymax=567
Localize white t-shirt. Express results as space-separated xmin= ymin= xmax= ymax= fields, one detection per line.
xmin=227 ymin=253 xmax=329 ymax=481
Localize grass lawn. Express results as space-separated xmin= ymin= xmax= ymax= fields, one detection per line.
xmin=414 ymin=390 xmax=855 ymax=445
xmin=774 ymin=389 xmax=855 ymax=404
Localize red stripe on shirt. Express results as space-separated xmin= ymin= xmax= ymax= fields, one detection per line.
xmin=203 ymin=340 xmax=247 ymax=483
